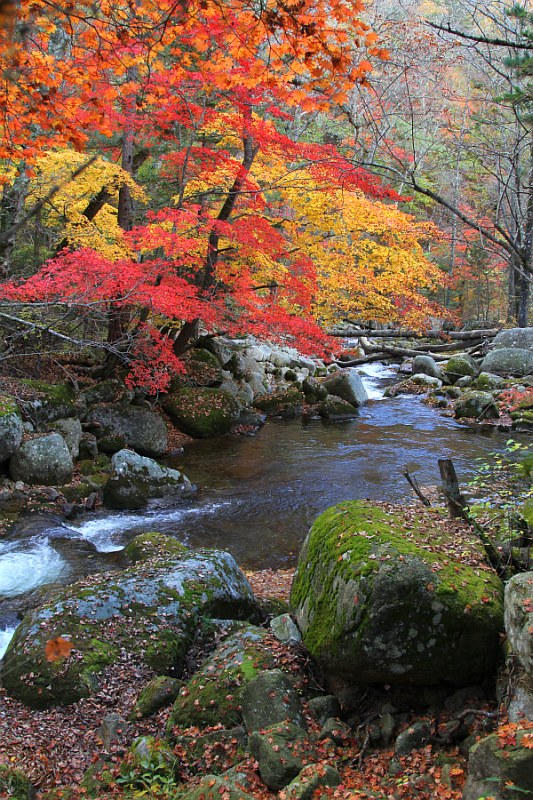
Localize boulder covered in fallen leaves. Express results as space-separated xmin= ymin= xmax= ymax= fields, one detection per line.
xmin=1 ymin=538 xmax=259 ymax=708
xmin=290 ymin=501 xmax=504 ymax=686
xmin=462 ymin=727 xmax=533 ymax=800
xmin=163 ymin=387 xmax=241 ymax=437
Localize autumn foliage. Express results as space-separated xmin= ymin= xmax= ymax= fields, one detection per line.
xmin=0 ymin=0 xmax=446 ymax=390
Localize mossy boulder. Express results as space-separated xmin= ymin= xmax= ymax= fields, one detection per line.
xmin=166 ymin=626 xmax=277 ymax=733
xmin=185 ymin=348 xmax=225 ymax=386
xmin=84 ymin=404 xmax=167 ymax=457
xmin=174 ymin=726 xmax=248 ymax=776
xmin=0 ymin=395 xmax=22 ymax=464
xmin=50 ymin=417 xmax=83 ymax=459
xmin=1 ymin=544 xmax=258 ymax=708
xmin=454 ymin=390 xmax=499 ymax=420
xmin=241 ymin=669 xmax=305 ymax=732
xmin=19 ymin=380 xmax=80 ymax=423
xmin=462 ymin=727 xmax=533 ymax=800
xmin=249 ymin=722 xmax=316 ymax=791
xmin=253 ymin=387 xmax=304 ymax=419
xmin=124 ymin=531 xmax=189 ymax=563
xmin=163 ymin=388 xmax=240 ymax=437
xmin=443 ymin=354 xmax=480 ymax=383
xmin=9 ymin=433 xmax=74 ymax=485
xmin=180 ymin=775 xmax=255 ymax=800
xmin=290 ymin=501 xmax=504 ymax=686
xmin=103 ymin=449 xmax=194 ymax=510
xmin=473 ymin=371 xmax=506 ymax=390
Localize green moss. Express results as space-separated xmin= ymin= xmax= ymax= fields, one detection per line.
xmin=0 ymin=765 xmax=34 ymax=799
xmin=0 ymin=395 xmax=20 ymax=417
xmin=60 ymin=483 xmax=93 ymax=502
xmin=124 ymin=532 xmax=189 ymax=563
xmin=21 ymin=380 xmax=75 ymax=404
xmin=253 ymin=387 xmax=304 ymax=419
xmin=163 ymin=388 xmax=240 ymax=437
xmin=290 ymin=501 xmax=503 ymax=683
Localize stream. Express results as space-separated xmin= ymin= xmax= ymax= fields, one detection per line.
xmin=0 ymin=363 xmax=512 ymax=658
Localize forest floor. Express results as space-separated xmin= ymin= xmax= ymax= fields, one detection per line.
xmin=0 ymin=560 xmax=498 ymax=800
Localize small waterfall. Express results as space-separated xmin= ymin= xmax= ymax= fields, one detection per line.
xmin=0 ymin=541 xmax=68 ymax=598
xmin=358 ymin=363 xmax=398 ymax=400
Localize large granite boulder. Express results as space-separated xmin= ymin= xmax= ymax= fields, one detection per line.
xmin=492 ymin=327 xmax=533 ymax=350
xmin=322 ymin=369 xmax=368 ymax=407
xmin=481 ymin=347 xmax=533 ymax=377
xmin=163 ymin=388 xmax=240 ymax=437
xmin=9 ymin=433 xmax=73 ymax=484
xmin=290 ymin=501 xmax=504 ymax=686
xmin=50 ymin=417 xmax=83 ymax=459
xmin=0 ymin=395 xmax=22 ymax=464
xmin=1 ymin=540 xmax=258 ymax=708
xmin=103 ymin=449 xmax=194 ymax=510
xmin=84 ymin=404 xmax=167 ymax=457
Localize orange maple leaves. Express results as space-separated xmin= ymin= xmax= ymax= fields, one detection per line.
xmin=45 ymin=637 xmax=74 ymax=663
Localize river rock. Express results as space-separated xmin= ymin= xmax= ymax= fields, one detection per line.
xmin=444 ymin=354 xmax=480 ymax=383
xmin=322 ymin=369 xmax=368 ymax=407
xmin=481 ymin=347 xmax=533 ymax=377
xmin=412 ymin=355 xmax=443 ymax=381
xmin=163 ymin=388 xmax=240 ymax=437
xmin=9 ymin=432 xmax=73 ymax=485
xmin=0 ymin=395 xmax=22 ymax=464
xmin=166 ymin=626 xmax=276 ymax=732
xmin=50 ymin=417 xmax=83 ymax=459
xmin=504 ymin=572 xmax=533 ymax=678
xmin=317 ymin=395 xmax=359 ymax=420
xmin=462 ymin=727 xmax=533 ymax=800
xmin=454 ymin=390 xmax=499 ymax=420
xmin=1 ymin=542 xmax=258 ymax=708
xmin=84 ymin=404 xmax=167 ymax=457
xmin=254 ymin=387 xmax=304 ymax=418
xmin=290 ymin=500 xmax=504 ymax=686
xmin=473 ymin=372 xmax=506 ymax=390
xmin=103 ymin=449 xmax=193 ymax=510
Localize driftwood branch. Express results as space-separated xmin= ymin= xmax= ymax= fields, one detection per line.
xmin=403 ymin=469 xmax=431 ymax=507
xmin=331 ymin=325 xmax=500 ymax=341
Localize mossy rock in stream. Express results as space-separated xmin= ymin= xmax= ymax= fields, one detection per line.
xmin=163 ymin=388 xmax=240 ymax=437
xmin=290 ymin=501 xmax=504 ymax=686
xmin=1 ymin=539 xmax=258 ymax=708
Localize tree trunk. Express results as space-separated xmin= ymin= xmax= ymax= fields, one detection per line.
xmin=0 ymin=169 xmax=29 ymax=277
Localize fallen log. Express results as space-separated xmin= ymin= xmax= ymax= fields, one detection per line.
xmin=331 ymin=324 xmax=500 ymax=340
xmin=358 ymin=338 xmax=450 ymax=361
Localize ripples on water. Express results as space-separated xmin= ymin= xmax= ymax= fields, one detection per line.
xmin=0 ymin=363 xmax=510 ymax=648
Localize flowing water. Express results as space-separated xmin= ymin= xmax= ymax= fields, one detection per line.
xmin=0 ymin=364 xmax=511 ymax=657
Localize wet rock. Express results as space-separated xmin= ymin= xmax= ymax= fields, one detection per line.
xmin=290 ymin=500 xmax=504 ymax=686
xmin=322 ymin=369 xmax=368 ymax=407
xmin=103 ymin=449 xmax=193 ymax=510
xmin=9 ymin=433 xmax=73 ymax=485
xmin=317 ymin=395 xmax=359 ymax=420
